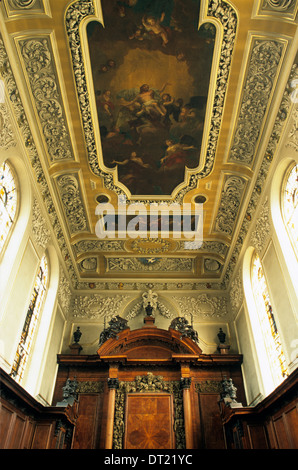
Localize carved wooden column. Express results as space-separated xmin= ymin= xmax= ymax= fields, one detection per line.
xmin=181 ymin=376 xmax=194 ymax=449
xmin=105 ymin=363 xmax=119 ymax=449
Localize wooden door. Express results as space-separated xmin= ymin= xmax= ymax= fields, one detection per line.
xmin=124 ymin=393 xmax=174 ymax=449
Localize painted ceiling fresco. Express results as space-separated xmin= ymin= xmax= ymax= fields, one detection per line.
xmin=87 ymin=0 xmax=215 ymax=196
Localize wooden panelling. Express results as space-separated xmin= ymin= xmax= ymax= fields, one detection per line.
xmin=0 ymin=368 xmax=77 ymax=449
xmin=31 ymin=423 xmax=52 ymax=449
xmin=284 ymin=405 xmax=298 ymax=448
xmin=272 ymin=402 xmax=298 ymax=449
xmin=247 ymin=423 xmax=268 ymax=449
xmin=198 ymin=393 xmax=225 ymax=449
xmin=72 ymin=394 xmax=101 ymax=449
xmin=124 ymin=393 xmax=174 ymax=449
xmin=0 ymin=404 xmax=14 ymax=448
xmin=8 ymin=415 xmax=27 ymax=449
xmin=220 ymin=369 xmax=298 ymax=449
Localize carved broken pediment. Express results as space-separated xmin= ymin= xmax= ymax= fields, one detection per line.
xmin=97 ymin=325 xmax=202 ymax=361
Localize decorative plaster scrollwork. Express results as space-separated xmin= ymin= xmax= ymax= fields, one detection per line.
xmin=31 ymin=198 xmax=51 ymax=248
xmin=214 ymin=175 xmax=246 ymax=236
xmin=250 ymin=197 xmax=271 ymax=254
xmin=56 ymin=174 xmax=88 ymax=233
xmin=74 ymin=239 xmax=125 ymax=254
xmin=0 ymin=103 xmax=15 ymax=149
xmin=223 ymin=64 xmax=298 ymax=287
xmin=106 ymin=257 xmax=193 ymax=273
xmin=58 ymin=267 xmax=72 ymax=314
xmin=19 ymin=38 xmax=74 ymax=161
xmin=0 ymin=33 xmax=77 ymax=285
xmin=72 ymin=294 xmax=130 ymax=319
xmin=229 ymin=39 xmax=284 ymax=165
xmin=229 ymin=270 xmax=243 ymax=314
xmin=173 ymin=294 xmax=228 ymax=318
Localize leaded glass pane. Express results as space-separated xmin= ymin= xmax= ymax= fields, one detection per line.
xmin=10 ymin=255 xmax=48 ymax=383
xmin=251 ymin=253 xmax=288 ymax=387
xmin=283 ymin=163 xmax=298 ymax=256
xmin=0 ymin=161 xmax=17 ymax=253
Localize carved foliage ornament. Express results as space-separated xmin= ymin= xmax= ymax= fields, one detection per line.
xmin=0 ymin=103 xmax=15 ymax=150
xmin=19 ymin=38 xmax=74 ymax=161
xmin=223 ymin=64 xmax=298 ymax=287
xmin=173 ymin=294 xmax=228 ymax=318
xmin=106 ymin=257 xmax=193 ymax=273
xmin=229 ymin=39 xmax=284 ymax=165
xmin=250 ymin=197 xmax=271 ymax=254
xmin=56 ymin=174 xmax=88 ymax=233
xmin=72 ymin=294 xmax=130 ymax=319
xmin=214 ymin=175 xmax=246 ymax=236
xmin=31 ymin=198 xmax=51 ymax=248
xmin=0 ymin=34 xmax=77 ymax=285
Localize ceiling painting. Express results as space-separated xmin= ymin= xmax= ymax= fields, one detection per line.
xmin=87 ymin=0 xmax=215 ymax=196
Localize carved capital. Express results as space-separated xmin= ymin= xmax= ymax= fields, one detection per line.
xmin=108 ymin=378 xmax=119 ymax=390
xmin=180 ymin=377 xmax=192 ymax=390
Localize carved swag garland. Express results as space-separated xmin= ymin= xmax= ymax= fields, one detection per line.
xmin=112 ymin=373 xmax=185 ymax=449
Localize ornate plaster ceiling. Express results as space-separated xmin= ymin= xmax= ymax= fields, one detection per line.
xmin=0 ymin=0 xmax=297 ymax=291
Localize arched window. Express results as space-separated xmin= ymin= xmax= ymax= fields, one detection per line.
xmin=10 ymin=254 xmax=49 ymax=384
xmin=0 ymin=161 xmax=18 ymax=254
xmin=251 ymin=252 xmax=288 ymax=388
xmin=282 ymin=163 xmax=298 ymax=257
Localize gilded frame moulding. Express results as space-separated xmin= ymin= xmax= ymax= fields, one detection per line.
xmin=65 ymin=0 xmax=238 ymax=204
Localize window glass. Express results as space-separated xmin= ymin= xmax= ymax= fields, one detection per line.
xmin=283 ymin=163 xmax=298 ymax=257
xmin=251 ymin=252 xmax=288 ymax=387
xmin=10 ymin=255 xmax=48 ymax=383
xmin=0 ymin=161 xmax=18 ymax=254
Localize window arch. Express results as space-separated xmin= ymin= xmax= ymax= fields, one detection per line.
xmin=250 ymin=251 xmax=288 ymax=389
xmin=0 ymin=160 xmax=18 ymax=254
xmin=282 ymin=162 xmax=298 ymax=258
xmin=10 ymin=254 xmax=49 ymax=384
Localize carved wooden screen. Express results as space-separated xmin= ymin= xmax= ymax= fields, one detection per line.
xmin=113 ymin=373 xmax=185 ymax=449
xmin=124 ymin=393 xmax=174 ymax=449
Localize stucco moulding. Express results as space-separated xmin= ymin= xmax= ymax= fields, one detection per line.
xmin=3 ymin=0 xmax=52 ymax=19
